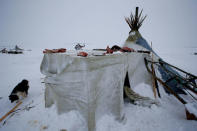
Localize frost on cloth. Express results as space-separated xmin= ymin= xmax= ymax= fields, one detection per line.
xmin=40 ymin=52 xmax=152 ymax=131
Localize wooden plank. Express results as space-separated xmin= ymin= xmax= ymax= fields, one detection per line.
xmin=0 ymin=101 xmax=22 ymax=122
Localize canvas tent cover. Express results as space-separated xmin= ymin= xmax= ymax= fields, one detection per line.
xmin=40 ymin=51 xmax=152 ymax=131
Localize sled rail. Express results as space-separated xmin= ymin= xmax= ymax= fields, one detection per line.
xmin=145 ymin=58 xmax=197 ymax=95
xmin=159 ymin=59 xmax=197 ymax=79
xmin=144 ymin=58 xmax=187 ymax=104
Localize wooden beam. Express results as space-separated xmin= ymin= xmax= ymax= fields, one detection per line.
xmin=144 ymin=58 xmax=186 ymax=104
xmin=151 ymin=43 xmax=157 ymax=98
xmin=0 ymin=101 xmax=22 ymax=122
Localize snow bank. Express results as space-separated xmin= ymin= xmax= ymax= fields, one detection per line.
xmin=0 ymin=49 xmax=197 ymax=131
xmin=133 ymin=83 xmax=155 ymax=99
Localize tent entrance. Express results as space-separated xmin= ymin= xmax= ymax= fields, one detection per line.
xmin=123 ymin=72 xmax=131 ymax=99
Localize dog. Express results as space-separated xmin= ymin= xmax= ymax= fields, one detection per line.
xmin=9 ymin=79 xmax=29 ymax=103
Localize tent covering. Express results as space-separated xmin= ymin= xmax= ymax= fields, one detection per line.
xmin=40 ymin=51 xmax=152 ymax=131
xmin=124 ymin=33 xmax=186 ymax=94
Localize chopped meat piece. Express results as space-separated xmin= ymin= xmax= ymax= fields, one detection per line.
xmin=77 ymin=51 xmax=88 ymax=57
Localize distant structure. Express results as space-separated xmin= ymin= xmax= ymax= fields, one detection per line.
xmin=0 ymin=45 xmax=24 ymax=54
xmin=14 ymin=45 xmax=23 ymax=51
xmin=8 ymin=45 xmax=23 ymax=54
xmin=0 ymin=48 xmax=8 ymax=53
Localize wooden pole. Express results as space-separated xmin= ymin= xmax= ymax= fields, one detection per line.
xmin=160 ymin=60 xmax=197 ymax=93
xmin=135 ymin=7 xmax=139 ymax=19
xmin=145 ymin=58 xmax=197 ymax=95
xmin=156 ymin=78 xmax=186 ymax=104
xmin=159 ymin=60 xmax=197 ymax=79
xmin=134 ymin=7 xmax=139 ymax=30
xmin=151 ymin=42 xmax=161 ymax=98
xmin=151 ymin=42 xmax=157 ymax=98
xmin=144 ymin=58 xmax=187 ymax=104
xmin=0 ymin=101 xmax=22 ymax=122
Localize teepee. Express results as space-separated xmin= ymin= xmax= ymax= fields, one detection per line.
xmin=123 ymin=7 xmax=153 ymax=52
xmin=123 ymin=7 xmax=187 ymax=94
xmin=125 ymin=7 xmax=146 ymax=32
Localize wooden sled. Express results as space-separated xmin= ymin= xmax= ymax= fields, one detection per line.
xmin=144 ymin=58 xmax=197 ymax=104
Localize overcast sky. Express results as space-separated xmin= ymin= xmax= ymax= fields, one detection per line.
xmin=0 ymin=0 xmax=197 ymax=50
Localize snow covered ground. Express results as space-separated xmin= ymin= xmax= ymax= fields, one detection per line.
xmin=0 ymin=46 xmax=197 ymax=131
